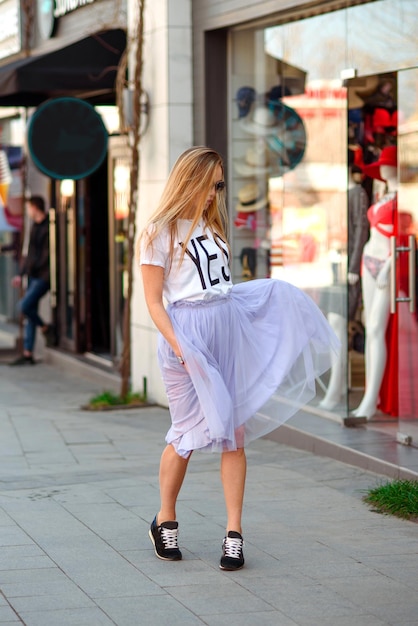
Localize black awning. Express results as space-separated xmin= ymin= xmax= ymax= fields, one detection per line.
xmin=0 ymin=29 xmax=126 ymax=107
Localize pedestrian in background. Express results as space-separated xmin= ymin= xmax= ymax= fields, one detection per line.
xmin=10 ymin=195 xmax=54 ymax=365
xmin=138 ymin=146 xmax=339 ymax=570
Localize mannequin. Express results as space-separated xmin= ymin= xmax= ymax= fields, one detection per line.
xmin=352 ymin=160 xmax=397 ymax=419
xmin=318 ymin=312 xmax=346 ymax=410
xmin=319 ymin=165 xmax=369 ymax=411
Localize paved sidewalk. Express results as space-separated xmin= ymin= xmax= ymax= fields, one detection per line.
xmin=0 ymin=362 xmax=417 ymax=626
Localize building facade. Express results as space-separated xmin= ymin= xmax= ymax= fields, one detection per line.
xmin=133 ymin=0 xmax=418 ymax=446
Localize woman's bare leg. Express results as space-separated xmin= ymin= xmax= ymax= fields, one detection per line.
xmin=158 ymin=444 xmax=191 ymax=523
xmin=220 ymin=448 xmax=247 ymax=532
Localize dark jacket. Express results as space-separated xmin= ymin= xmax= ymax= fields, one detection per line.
xmin=21 ymin=215 xmax=50 ymax=285
xmin=348 ymin=183 xmax=369 ymax=275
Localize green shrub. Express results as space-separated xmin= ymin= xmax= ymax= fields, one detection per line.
xmin=363 ymin=479 xmax=418 ymax=521
xmin=88 ymin=389 xmax=146 ymax=409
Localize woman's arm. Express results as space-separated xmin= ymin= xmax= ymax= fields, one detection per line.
xmin=141 ymin=264 xmax=183 ymax=360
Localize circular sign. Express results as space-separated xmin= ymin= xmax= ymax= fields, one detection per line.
xmin=266 ymin=104 xmax=307 ymax=174
xmin=27 ymin=97 xmax=108 ymax=180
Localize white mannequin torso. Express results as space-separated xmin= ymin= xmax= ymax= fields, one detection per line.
xmin=352 ymin=164 xmax=397 ymax=419
xmin=363 ymin=195 xmax=394 ymax=259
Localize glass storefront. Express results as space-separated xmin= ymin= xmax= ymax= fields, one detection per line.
xmin=229 ymin=0 xmax=418 ymax=428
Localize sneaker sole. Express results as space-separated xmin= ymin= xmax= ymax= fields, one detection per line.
xmin=148 ymin=529 xmax=182 ymax=561
xmin=219 ymin=562 xmax=245 ymax=571
xmin=9 ymin=361 xmax=36 ymax=366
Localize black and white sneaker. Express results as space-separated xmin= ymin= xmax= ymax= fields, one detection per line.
xmin=149 ymin=515 xmax=182 ymax=561
xmin=220 ymin=530 xmax=245 ymax=570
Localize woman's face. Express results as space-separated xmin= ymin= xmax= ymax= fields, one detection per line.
xmin=205 ymin=164 xmax=224 ymax=209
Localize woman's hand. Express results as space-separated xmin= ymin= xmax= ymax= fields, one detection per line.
xmin=11 ymin=275 xmax=22 ymax=288
xmin=347 ymin=272 xmax=359 ymax=285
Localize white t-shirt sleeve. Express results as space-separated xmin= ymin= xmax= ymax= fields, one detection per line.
xmin=139 ymin=225 xmax=168 ymax=270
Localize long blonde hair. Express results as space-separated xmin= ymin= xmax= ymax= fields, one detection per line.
xmin=137 ymin=146 xmax=229 ymax=267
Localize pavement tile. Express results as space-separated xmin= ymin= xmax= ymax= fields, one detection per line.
xmin=0 ymin=579 xmax=88 ymax=599
xmin=0 ymin=509 xmax=19 ymax=527
xmin=292 ymin=617 xmax=387 ymax=626
xmin=18 ymin=607 xmax=115 ymax=625
xmin=0 ymin=544 xmax=45 ymax=560
xmin=28 ymin=484 xmax=113 ymax=506
xmin=0 ymin=606 xmax=21 ymax=622
xmin=59 ymin=429 xmax=110 ymax=445
xmin=367 ymin=602 xmax=418 ymax=625
xmin=0 ymin=459 xmax=29 ymax=475
xmin=323 ymin=575 xmax=418 ymax=607
xmin=134 ymin=558 xmax=235 ymax=587
xmin=0 ymin=556 xmax=56 ymax=571
xmin=0 ymin=431 xmax=22 ymax=457
xmin=102 ymin=485 xmax=145 ymax=507
xmin=201 ymin=612 xmax=299 ymax=626
xmin=0 ymin=526 xmax=35 ymax=548
xmin=54 ymin=502 xmax=143 ymax=541
xmin=0 ymin=568 xmax=63 ymax=585
xmin=359 ymin=555 xmax=418 ymax=589
xmin=96 ymin=595 xmax=208 ymax=625
xmin=24 ymin=451 xmax=76 ymax=467
xmin=6 ymin=592 xmax=94 ymax=613
xmin=292 ymin=558 xmax=377 ymax=580
xmin=166 ymin=583 xmax=275 ymax=615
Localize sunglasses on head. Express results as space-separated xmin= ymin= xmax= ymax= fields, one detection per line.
xmin=214 ymin=180 xmax=226 ymax=192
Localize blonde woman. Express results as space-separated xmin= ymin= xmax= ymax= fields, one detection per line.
xmin=138 ymin=146 xmax=339 ymax=570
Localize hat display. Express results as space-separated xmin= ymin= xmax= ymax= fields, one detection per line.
xmin=235 ymin=183 xmax=268 ymax=213
xmin=240 ymin=106 xmax=280 ymax=136
xmin=239 ymin=103 xmax=306 ymax=175
xmin=372 ymin=108 xmax=397 ymax=133
xmin=267 ymin=85 xmax=292 ymax=103
xmin=234 ymin=145 xmax=277 ymax=177
xmin=363 ymin=145 xmax=397 ymax=181
xmin=267 ymin=108 xmax=306 ymax=172
xmin=236 ymin=86 xmax=256 ymax=119
xmin=266 ymin=85 xmax=291 ymax=116
xmin=348 ymin=145 xmax=364 ymax=171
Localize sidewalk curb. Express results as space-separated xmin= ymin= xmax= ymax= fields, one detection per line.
xmin=266 ymin=423 xmax=418 ymax=481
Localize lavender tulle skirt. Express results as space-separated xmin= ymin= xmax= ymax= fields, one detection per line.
xmin=158 ymin=278 xmax=340 ymax=458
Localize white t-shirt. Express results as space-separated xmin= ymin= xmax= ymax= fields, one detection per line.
xmin=140 ymin=220 xmax=233 ymax=303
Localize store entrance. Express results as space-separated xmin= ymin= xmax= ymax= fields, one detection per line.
xmin=85 ymin=160 xmax=111 ymax=358
xmin=50 ymin=161 xmax=111 ymax=359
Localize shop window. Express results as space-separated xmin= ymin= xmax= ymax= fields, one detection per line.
xmin=228 ymin=0 xmax=418 ymax=421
